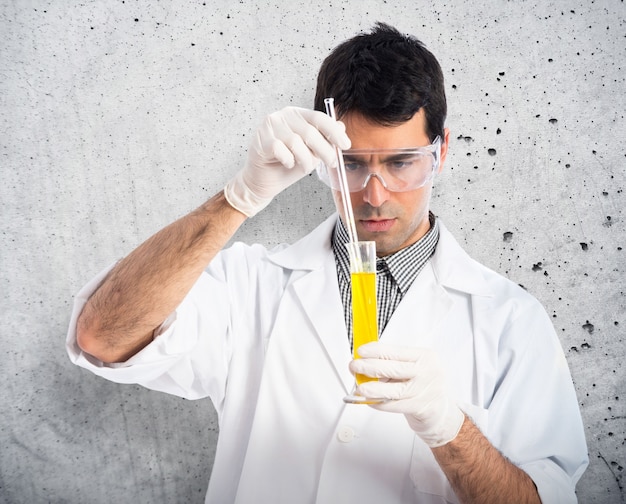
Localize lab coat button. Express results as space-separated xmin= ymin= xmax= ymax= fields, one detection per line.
xmin=337 ymin=426 xmax=355 ymax=443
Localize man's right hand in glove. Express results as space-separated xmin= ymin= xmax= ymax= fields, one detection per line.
xmin=224 ymin=106 xmax=351 ymax=217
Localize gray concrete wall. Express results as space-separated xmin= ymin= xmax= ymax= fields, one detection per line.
xmin=1 ymin=0 xmax=624 ymax=502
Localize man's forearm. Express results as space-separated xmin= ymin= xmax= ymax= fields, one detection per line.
xmin=76 ymin=191 xmax=247 ymax=363
xmin=432 ymin=415 xmax=541 ymax=504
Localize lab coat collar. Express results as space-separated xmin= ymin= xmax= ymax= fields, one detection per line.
xmin=431 ymin=221 xmax=494 ymax=297
xmin=267 ymin=214 xmax=338 ymax=271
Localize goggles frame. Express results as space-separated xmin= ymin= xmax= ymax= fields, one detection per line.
xmin=317 ymin=136 xmax=441 ymax=193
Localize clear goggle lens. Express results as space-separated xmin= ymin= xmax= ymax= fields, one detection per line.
xmin=317 ymin=136 xmax=441 ymax=193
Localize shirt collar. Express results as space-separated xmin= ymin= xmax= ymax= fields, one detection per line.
xmin=332 ymin=213 xmax=440 ymax=295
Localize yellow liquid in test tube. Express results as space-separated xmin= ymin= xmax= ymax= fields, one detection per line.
xmin=351 ymin=271 xmax=378 ymax=385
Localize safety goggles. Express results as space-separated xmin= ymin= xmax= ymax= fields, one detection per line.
xmin=316 ymin=136 xmax=441 ymax=193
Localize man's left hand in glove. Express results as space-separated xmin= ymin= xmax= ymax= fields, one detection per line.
xmin=349 ymin=341 xmax=465 ymax=448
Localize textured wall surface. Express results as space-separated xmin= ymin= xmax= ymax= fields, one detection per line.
xmin=1 ymin=1 xmax=624 ymax=502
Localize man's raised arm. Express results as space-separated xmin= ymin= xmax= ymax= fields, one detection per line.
xmin=75 ymin=107 xmax=350 ymax=363
xmin=76 ymin=192 xmax=246 ymax=363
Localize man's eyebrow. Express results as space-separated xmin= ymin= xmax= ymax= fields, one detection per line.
xmin=342 ymin=153 xmax=368 ymax=163
xmin=343 ymin=151 xmax=421 ymax=163
xmin=380 ymin=152 xmax=420 ymax=162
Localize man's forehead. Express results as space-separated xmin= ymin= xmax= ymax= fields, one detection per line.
xmin=340 ymin=109 xmax=429 ymax=149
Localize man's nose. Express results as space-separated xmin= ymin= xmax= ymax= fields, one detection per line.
xmin=362 ymin=173 xmax=391 ymax=207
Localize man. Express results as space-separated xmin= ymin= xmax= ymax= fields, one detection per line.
xmin=67 ymin=23 xmax=588 ymax=503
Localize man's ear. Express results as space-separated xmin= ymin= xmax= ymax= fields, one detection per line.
xmin=438 ymin=127 xmax=450 ymax=174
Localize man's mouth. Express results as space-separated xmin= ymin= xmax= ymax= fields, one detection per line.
xmin=360 ymin=218 xmax=396 ymax=233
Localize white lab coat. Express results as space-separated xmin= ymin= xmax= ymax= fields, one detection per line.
xmin=66 ymin=215 xmax=588 ymax=504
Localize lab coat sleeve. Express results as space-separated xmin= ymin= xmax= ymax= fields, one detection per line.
xmin=66 ymin=242 xmax=264 ymax=406
xmin=486 ymin=296 xmax=589 ymax=503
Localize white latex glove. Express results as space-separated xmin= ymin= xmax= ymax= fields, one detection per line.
xmin=350 ymin=341 xmax=465 ymax=448
xmin=224 ymin=106 xmax=351 ymax=217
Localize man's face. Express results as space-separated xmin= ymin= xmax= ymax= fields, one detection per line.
xmin=334 ymin=110 xmax=449 ymax=256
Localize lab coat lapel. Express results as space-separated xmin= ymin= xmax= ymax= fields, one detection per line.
xmin=291 ymin=263 xmax=353 ymax=392
xmin=268 ymin=214 xmax=353 ymax=393
xmin=381 ymin=263 xmax=453 ymax=348
xmin=380 ymin=221 xmax=494 ymax=348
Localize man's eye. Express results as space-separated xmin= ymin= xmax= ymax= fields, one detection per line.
xmin=388 ymin=155 xmax=428 ymax=172
xmin=344 ymin=162 xmax=365 ymax=173
xmin=388 ymin=160 xmax=414 ymax=171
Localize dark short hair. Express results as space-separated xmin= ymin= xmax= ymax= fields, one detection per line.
xmin=314 ymin=22 xmax=446 ymax=142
